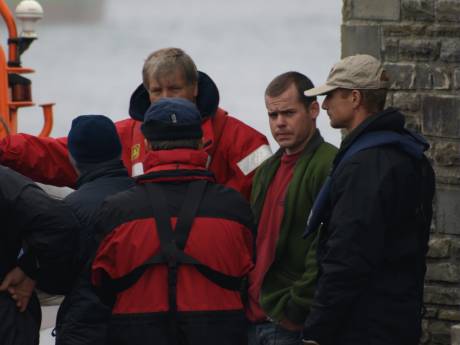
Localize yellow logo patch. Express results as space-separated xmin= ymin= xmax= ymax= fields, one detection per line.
xmin=131 ymin=144 xmax=140 ymax=161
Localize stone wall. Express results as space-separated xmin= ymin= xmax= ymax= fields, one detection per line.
xmin=341 ymin=1 xmax=460 ymax=344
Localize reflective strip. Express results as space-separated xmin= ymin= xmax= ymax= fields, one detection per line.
xmin=237 ymin=144 xmax=272 ymax=176
xmin=132 ymin=162 xmax=144 ymax=177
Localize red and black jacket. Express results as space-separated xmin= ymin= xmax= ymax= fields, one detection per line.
xmin=91 ymin=148 xmax=255 ymax=345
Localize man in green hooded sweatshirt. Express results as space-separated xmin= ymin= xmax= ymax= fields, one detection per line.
xmin=247 ymin=72 xmax=337 ymax=345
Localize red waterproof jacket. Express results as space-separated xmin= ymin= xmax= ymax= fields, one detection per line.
xmin=91 ymin=148 xmax=255 ymax=345
xmin=0 ymin=72 xmax=271 ymax=199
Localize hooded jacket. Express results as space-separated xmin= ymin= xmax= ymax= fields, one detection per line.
xmin=54 ymin=159 xmax=135 ymax=345
xmin=91 ymin=148 xmax=255 ymax=345
xmin=302 ymin=108 xmax=435 ymax=345
xmin=0 ymin=72 xmax=271 ymax=199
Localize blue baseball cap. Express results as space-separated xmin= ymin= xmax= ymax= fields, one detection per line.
xmin=141 ymin=98 xmax=203 ymax=141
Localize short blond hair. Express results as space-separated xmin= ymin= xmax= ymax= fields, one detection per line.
xmin=142 ymin=48 xmax=198 ymax=89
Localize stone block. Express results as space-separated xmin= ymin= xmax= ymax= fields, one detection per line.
xmin=454 ymin=68 xmax=460 ymax=89
xmin=440 ymin=39 xmax=460 ymax=62
xmin=427 ymin=237 xmax=451 ymax=258
xmin=385 ymin=92 xmax=394 ymax=108
xmin=399 ymin=39 xmax=440 ymax=61
xmin=431 ymin=330 xmax=452 ymax=345
xmin=432 ymin=141 xmax=460 ymax=167
xmin=425 ymin=306 xmax=439 ymax=318
xmin=341 ymin=24 xmax=381 ymax=59
xmin=402 ymin=0 xmax=435 ymax=20
xmin=434 ymin=167 xmax=460 ymax=185
xmin=350 ymin=0 xmax=401 ymax=20
xmin=414 ymin=64 xmax=433 ymax=89
xmin=429 ymin=320 xmax=457 ymax=345
xmin=424 ymin=285 xmax=460 ymax=305
xmin=383 ymin=38 xmax=399 ymax=61
xmin=430 ymin=320 xmax=455 ymax=334
xmin=452 ymin=239 xmax=460 ymax=260
xmin=385 ymin=63 xmax=415 ymax=89
xmin=422 ymin=95 xmax=460 ymax=138
xmin=439 ymin=309 xmax=460 ymax=322
xmin=427 ymin=24 xmax=460 ymax=37
xmin=436 ymin=0 xmax=460 ymax=22
xmin=404 ymin=114 xmax=422 ymax=132
xmin=383 ymin=23 xmax=429 ymax=37
xmin=393 ymin=92 xmax=420 ymax=111
xmin=433 ymin=66 xmax=451 ymax=89
xmin=453 ymin=324 xmax=460 ymax=345
xmin=426 ymin=262 xmax=460 ymax=282
xmin=342 ymin=0 xmax=352 ymax=20
xmin=435 ymin=187 xmax=460 ymax=235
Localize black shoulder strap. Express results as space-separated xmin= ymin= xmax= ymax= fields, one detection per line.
xmin=173 ymin=181 xmax=208 ymax=251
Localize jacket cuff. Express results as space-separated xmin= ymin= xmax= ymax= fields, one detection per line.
xmin=284 ymin=298 xmax=308 ymax=324
xmin=17 ymin=252 xmax=39 ymax=281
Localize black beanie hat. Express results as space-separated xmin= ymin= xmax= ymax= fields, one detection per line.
xmin=68 ymin=115 xmax=122 ymax=164
xmin=141 ymin=98 xmax=203 ymax=141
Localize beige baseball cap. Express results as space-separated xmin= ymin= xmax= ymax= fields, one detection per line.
xmin=304 ymin=54 xmax=389 ymax=96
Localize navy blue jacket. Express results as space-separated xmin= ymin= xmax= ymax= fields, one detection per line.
xmin=303 ymin=109 xmax=435 ymax=345
xmin=55 ymin=159 xmax=134 ymax=345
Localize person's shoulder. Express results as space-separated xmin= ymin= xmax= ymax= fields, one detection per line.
xmin=0 ymin=165 xmax=35 ymax=192
xmin=219 ymin=108 xmax=266 ymax=138
xmin=201 ymin=182 xmax=253 ymax=227
xmin=114 ymin=117 xmax=137 ymax=132
xmin=95 ymin=185 xmax=143 ymax=221
xmin=318 ymin=141 xmax=339 ymax=155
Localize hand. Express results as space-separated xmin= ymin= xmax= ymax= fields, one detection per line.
xmin=0 ymin=267 xmax=36 ymax=312
xmin=279 ymin=318 xmax=304 ymax=332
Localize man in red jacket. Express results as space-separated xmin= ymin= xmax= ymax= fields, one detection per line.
xmin=0 ymin=47 xmax=271 ymax=199
xmin=91 ymin=97 xmax=255 ymax=345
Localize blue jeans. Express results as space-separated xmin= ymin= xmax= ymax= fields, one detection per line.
xmin=248 ymin=322 xmax=303 ymax=345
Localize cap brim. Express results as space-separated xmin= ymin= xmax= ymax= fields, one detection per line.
xmin=304 ymin=84 xmax=338 ymax=97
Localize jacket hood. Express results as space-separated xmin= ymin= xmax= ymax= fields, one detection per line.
xmin=129 ymin=71 xmax=220 ymax=122
xmin=340 ymin=107 xmax=429 ymax=158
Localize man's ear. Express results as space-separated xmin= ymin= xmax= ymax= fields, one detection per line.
xmin=309 ymin=100 xmax=320 ymax=120
xmin=351 ymin=89 xmax=363 ymax=109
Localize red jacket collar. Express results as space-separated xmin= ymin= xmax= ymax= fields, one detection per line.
xmin=143 ymin=148 xmax=209 ymax=173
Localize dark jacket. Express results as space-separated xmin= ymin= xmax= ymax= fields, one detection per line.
xmin=0 ymin=165 xmax=79 ymax=345
xmin=55 ymin=159 xmax=134 ymax=345
xmin=303 ymin=108 xmax=435 ymax=345
xmin=91 ymin=148 xmax=255 ymax=345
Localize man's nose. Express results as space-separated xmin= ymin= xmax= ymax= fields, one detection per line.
xmin=275 ymin=116 xmax=287 ymax=127
xmin=321 ymin=100 xmax=328 ymax=110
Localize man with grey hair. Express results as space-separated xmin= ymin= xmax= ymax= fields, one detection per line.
xmin=0 ymin=48 xmax=271 ymax=200
xmin=301 ymin=54 xmax=435 ymax=345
